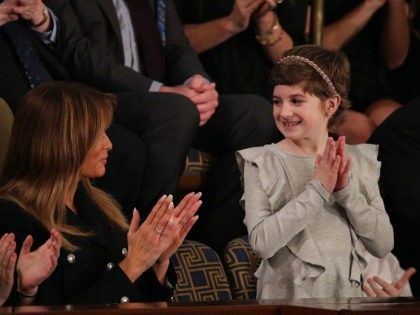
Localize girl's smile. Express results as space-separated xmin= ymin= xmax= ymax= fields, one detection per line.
xmin=273 ymin=83 xmax=330 ymax=144
xmin=280 ymin=118 xmax=302 ymax=127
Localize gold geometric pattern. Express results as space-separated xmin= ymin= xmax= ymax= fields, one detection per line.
xmin=223 ymin=236 xmax=261 ymax=300
xmin=171 ymin=240 xmax=232 ymax=301
xmin=183 ymin=149 xmax=213 ymax=175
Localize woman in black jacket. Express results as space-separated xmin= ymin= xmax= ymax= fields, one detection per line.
xmin=0 ymin=81 xmax=201 ymax=305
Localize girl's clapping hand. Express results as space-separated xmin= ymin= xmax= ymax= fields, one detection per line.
xmin=363 ymin=267 xmax=416 ymax=297
xmin=313 ymin=137 xmax=341 ymax=193
xmin=334 ymin=136 xmax=351 ymax=191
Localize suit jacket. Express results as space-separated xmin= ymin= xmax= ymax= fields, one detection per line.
xmin=0 ymin=21 xmax=69 ymax=112
xmin=45 ymin=0 xmax=208 ymax=95
xmin=0 ymin=187 xmax=175 ymax=305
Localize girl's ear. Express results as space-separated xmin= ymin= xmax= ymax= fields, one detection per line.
xmin=325 ymin=94 xmax=341 ymax=116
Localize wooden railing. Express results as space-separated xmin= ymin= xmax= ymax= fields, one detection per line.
xmin=4 ymin=297 xmax=420 ymax=315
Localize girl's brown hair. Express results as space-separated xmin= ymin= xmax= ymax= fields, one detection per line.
xmin=270 ymin=44 xmax=351 ymax=131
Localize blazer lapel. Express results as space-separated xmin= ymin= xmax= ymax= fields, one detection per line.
xmin=70 ymin=187 xmax=126 ymax=257
xmin=96 ymin=0 xmax=124 ymax=51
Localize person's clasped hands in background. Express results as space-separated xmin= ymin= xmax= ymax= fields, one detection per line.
xmin=0 ymin=0 xmax=18 ymax=26
xmin=0 ymin=0 xmax=53 ymax=32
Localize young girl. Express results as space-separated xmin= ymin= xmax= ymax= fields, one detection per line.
xmin=236 ymin=44 xmax=394 ymax=298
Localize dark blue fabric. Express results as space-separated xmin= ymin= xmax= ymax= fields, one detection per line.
xmin=3 ymin=21 xmax=53 ymax=88
xmin=223 ymin=235 xmax=260 ymax=300
xmin=156 ymin=0 xmax=166 ymax=46
xmin=170 ymin=240 xmax=232 ymax=301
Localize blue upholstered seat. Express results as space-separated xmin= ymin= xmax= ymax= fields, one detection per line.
xmin=171 ymin=239 xmax=232 ymax=301
xmin=177 ymin=149 xmax=213 ymax=194
xmin=223 ymin=235 xmax=261 ymax=300
xmin=182 ymin=149 xmax=213 ymax=176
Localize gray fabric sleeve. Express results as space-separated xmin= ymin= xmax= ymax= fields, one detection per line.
xmin=333 ymin=171 xmax=394 ymax=258
xmin=243 ymin=161 xmax=330 ymax=259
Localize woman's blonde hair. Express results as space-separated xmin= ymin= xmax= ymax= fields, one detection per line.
xmin=0 ymin=82 xmax=128 ymax=251
xmin=270 ymin=44 xmax=351 ymax=132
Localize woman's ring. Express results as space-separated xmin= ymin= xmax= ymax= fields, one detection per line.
xmin=154 ymin=226 xmax=163 ymax=236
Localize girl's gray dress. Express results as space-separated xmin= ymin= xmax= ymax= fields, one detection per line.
xmin=236 ymin=143 xmax=393 ymax=299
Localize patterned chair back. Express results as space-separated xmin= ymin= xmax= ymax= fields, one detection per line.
xmin=182 ymin=149 xmax=213 ymax=176
xmin=223 ymin=235 xmax=261 ymax=300
xmin=171 ymin=239 xmax=232 ymax=301
xmin=177 ymin=149 xmax=213 ymax=195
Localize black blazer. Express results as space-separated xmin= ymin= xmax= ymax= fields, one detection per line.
xmin=45 ymin=0 xmax=209 ymax=95
xmin=0 ymin=187 xmax=175 ymax=305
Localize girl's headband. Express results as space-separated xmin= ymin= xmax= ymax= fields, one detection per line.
xmin=276 ymin=55 xmax=338 ymax=95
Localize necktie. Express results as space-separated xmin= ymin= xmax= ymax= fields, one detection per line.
xmin=3 ymin=21 xmax=53 ymax=88
xmin=124 ymin=0 xmax=166 ymax=81
xmin=156 ymin=0 xmax=166 ymax=46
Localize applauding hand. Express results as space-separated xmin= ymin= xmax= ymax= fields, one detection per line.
xmin=334 ymin=136 xmax=351 ymax=191
xmin=228 ymin=0 xmax=265 ymax=33
xmin=119 ymin=195 xmax=175 ymax=282
xmin=153 ymin=192 xmax=201 ymax=284
xmin=313 ymin=137 xmax=341 ymax=193
xmin=0 ymin=233 xmax=17 ymax=306
xmin=157 ymin=192 xmax=201 ymax=262
xmin=16 ymin=229 xmax=61 ymax=298
xmin=363 ymin=267 xmax=416 ymax=297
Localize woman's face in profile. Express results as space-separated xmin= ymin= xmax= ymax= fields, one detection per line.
xmin=81 ymin=131 xmax=112 ymax=178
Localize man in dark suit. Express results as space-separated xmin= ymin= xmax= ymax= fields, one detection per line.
xmin=46 ymin=0 xmax=281 ymax=253
xmin=0 ymin=0 xmax=145 ymax=216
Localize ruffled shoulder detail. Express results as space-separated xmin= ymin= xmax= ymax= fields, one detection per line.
xmin=236 ymin=145 xmax=289 ymax=199
xmin=236 ymin=145 xmax=273 ymax=170
xmin=237 ymin=146 xmax=262 ymax=166
xmin=346 ymin=143 xmax=381 ymax=201
xmin=347 ymin=144 xmax=380 ymax=180
xmin=237 ymin=145 xmax=326 ymax=278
